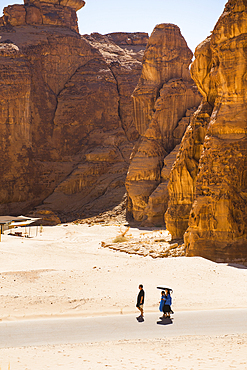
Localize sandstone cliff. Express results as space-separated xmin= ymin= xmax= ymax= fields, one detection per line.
xmin=166 ymin=0 xmax=247 ymax=262
xmin=0 ymin=0 xmax=84 ymax=32
xmin=126 ymin=24 xmax=201 ymax=225
xmin=0 ymin=1 xmax=147 ymax=222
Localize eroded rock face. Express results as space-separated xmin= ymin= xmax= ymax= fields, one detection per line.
xmin=165 ymin=101 xmax=212 ymax=237
xmin=0 ymin=0 xmax=85 ymax=32
xmin=0 ymin=2 xmax=146 ymax=221
xmin=166 ymin=0 xmax=247 ymax=262
xmin=126 ymin=24 xmax=201 ymax=225
xmin=84 ymin=32 xmax=147 ymax=142
xmin=132 ymin=24 xmax=196 ymax=135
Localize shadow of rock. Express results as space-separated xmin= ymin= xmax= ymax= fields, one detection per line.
xmin=227 ymin=263 xmax=247 ymax=270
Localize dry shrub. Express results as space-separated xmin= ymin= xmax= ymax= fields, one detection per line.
xmin=112 ymin=235 xmax=128 ymax=243
xmin=112 ymin=226 xmax=130 ymax=243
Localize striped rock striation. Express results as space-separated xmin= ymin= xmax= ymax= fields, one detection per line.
xmin=166 ymin=0 xmax=247 ymax=262
xmin=126 ymin=24 xmax=201 ymax=225
xmin=0 ymin=1 xmax=148 ymax=222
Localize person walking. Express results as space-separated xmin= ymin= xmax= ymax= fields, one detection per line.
xmin=162 ymin=288 xmax=172 ymax=318
xmin=159 ymin=290 xmax=166 ymax=312
xmin=136 ymin=284 xmax=145 ymax=318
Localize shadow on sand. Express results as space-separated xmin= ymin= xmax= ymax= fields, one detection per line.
xmin=136 ymin=315 xmax=144 ymax=322
xmin=157 ymin=316 xmax=173 ymax=326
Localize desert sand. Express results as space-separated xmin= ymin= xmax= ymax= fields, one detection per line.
xmin=1 ymin=334 xmax=247 ymax=369
xmin=0 ymin=223 xmax=247 ymax=369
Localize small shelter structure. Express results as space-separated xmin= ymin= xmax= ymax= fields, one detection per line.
xmin=0 ymin=216 xmax=40 ymax=241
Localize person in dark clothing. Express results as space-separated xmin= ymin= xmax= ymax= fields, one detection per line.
xmin=136 ymin=284 xmax=145 ymax=317
xmin=162 ymin=288 xmax=172 ymax=318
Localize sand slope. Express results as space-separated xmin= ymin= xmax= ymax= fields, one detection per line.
xmin=0 ymin=223 xmax=247 ymax=369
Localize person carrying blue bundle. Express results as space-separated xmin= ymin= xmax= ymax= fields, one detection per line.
xmin=159 ymin=291 xmax=166 ymax=312
xmin=162 ymin=288 xmax=172 ymax=318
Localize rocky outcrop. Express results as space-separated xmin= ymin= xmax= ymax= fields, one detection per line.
xmin=0 ymin=0 xmax=85 ymax=32
xmin=0 ymin=1 xmax=147 ymax=221
xmin=142 ymin=144 xmax=181 ymax=227
xmin=84 ymin=32 xmax=147 ymax=142
xmin=166 ymin=0 xmax=247 ymax=262
xmin=165 ymin=102 xmax=212 ymax=237
xmin=126 ymin=24 xmax=201 ymax=225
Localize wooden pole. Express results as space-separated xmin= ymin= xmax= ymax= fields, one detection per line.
xmin=0 ymin=224 xmax=3 ymax=242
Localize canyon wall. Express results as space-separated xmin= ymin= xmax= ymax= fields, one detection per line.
xmin=0 ymin=0 xmax=147 ymax=222
xmin=166 ymin=0 xmax=247 ymax=262
xmin=126 ymin=24 xmax=201 ymax=225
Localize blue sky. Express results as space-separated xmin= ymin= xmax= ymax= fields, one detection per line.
xmin=1 ymin=0 xmax=227 ymax=51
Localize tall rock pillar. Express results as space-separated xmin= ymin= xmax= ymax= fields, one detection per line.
xmin=126 ymin=24 xmax=201 ymax=224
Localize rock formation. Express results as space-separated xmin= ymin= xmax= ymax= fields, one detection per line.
xmin=166 ymin=0 xmax=247 ymax=262
xmin=0 ymin=0 xmax=84 ymax=32
xmin=126 ymin=24 xmax=201 ymax=225
xmin=0 ymin=1 xmax=148 ymax=222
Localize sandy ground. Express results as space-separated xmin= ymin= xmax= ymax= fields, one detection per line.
xmin=0 ymin=334 xmax=246 ymax=369
xmin=0 ymin=223 xmax=247 ymax=369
